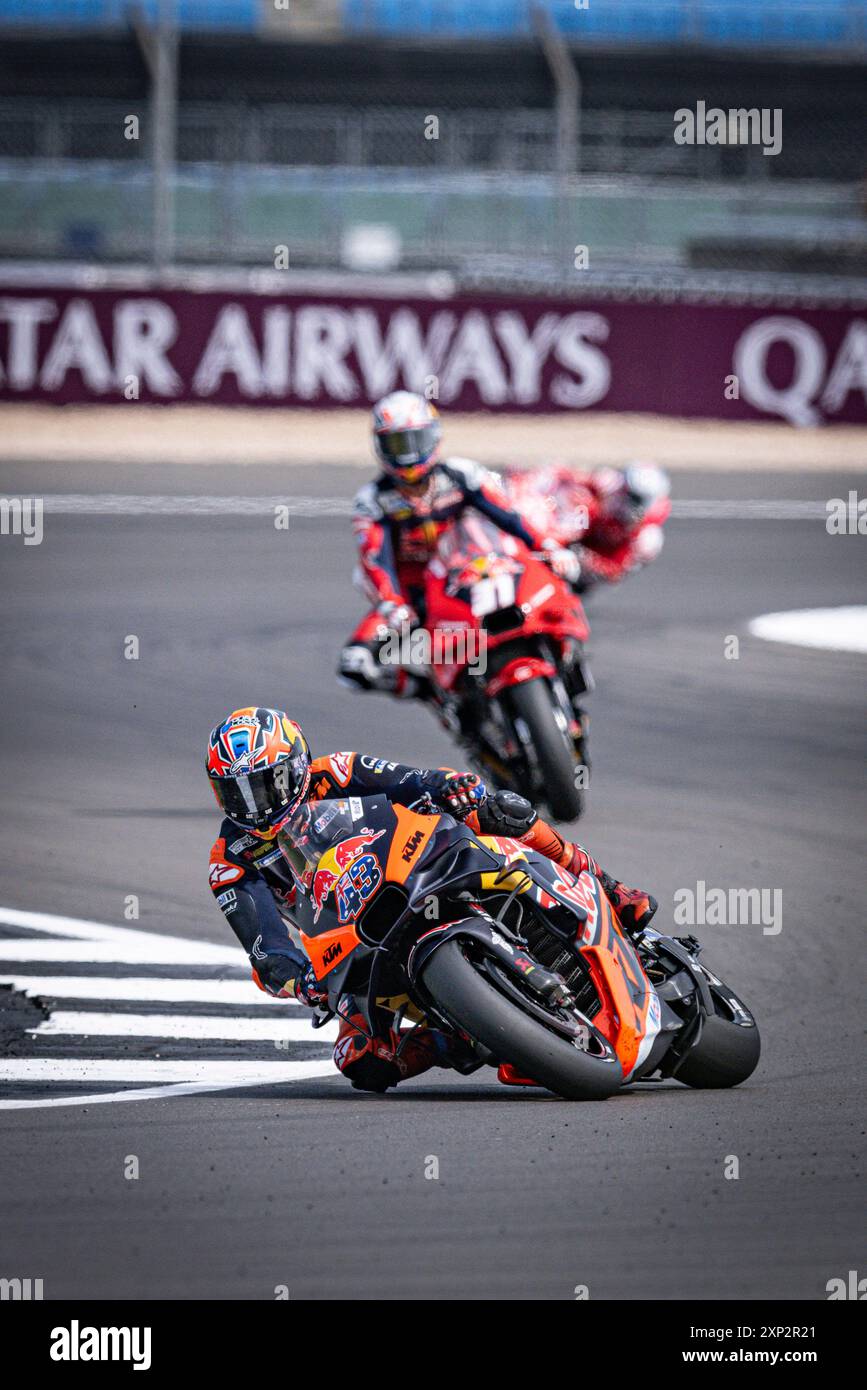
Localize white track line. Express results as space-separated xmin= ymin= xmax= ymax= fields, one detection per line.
xmin=0 ymin=940 xmax=249 ymax=965
xmin=0 ymin=975 xmax=289 ymax=1006
xmin=0 ymin=1064 xmax=339 ymax=1111
xmin=28 ymin=1010 xmax=338 ymax=1043
xmin=0 ymin=906 xmax=245 ymax=964
xmin=0 ymin=1058 xmax=335 ymax=1085
xmin=26 ymin=494 xmax=830 ymax=521
xmin=0 ymin=905 xmax=161 ymax=940
xmin=670 ymin=500 xmax=828 ymax=520
xmin=40 ymin=495 xmax=353 ymax=516
xmin=0 ymin=905 xmax=332 ymax=1109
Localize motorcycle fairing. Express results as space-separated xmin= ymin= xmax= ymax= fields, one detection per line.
xmin=424 ymin=515 xmax=589 ymax=692
xmin=476 ymin=839 xmax=662 ymax=1080
xmin=280 ymin=798 xmax=661 ymax=1082
xmin=405 ymin=911 xmax=619 ymax=1067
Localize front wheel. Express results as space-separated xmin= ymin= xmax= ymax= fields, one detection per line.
xmin=421 ymin=939 xmax=622 ymax=1101
xmin=505 ymin=677 xmax=584 ymax=822
xmin=672 ymin=983 xmax=761 ymax=1089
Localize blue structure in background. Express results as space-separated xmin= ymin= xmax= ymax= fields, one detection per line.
xmin=0 ymin=0 xmax=258 ymax=29
xmin=343 ymin=0 xmax=866 ymax=49
xmin=0 ymin=0 xmax=863 ymax=47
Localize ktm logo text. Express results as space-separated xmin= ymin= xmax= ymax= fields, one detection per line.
xmin=402 ymin=829 xmax=424 ymax=862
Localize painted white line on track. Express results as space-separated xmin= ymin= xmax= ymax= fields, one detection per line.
xmin=0 ymin=975 xmax=289 ymax=1006
xmin=0 ymin=905 xmax=333 ymax=1109
xmin=0 ymin=905 xmax=245 ymax=963
xmin=670 ymin=499 xmax=827 ymax=520
xmin=40 ymin=494 xmax=353 ymax=517
xmin=0 ymin=940 xmax=250 ymax=965
xmin=26 ymin=494 xmax=830 ymax=521
xmin=28 ymin=1010 xmax=339 ymax=1043
xmin=0 ymin=1058 xmax=334 ymax=1085
xmin=749 ymin=605 xmax=867 ymax=654
xmin=0 ymin=1064 xmax=339 ymax=1112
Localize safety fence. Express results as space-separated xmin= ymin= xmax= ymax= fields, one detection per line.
xmin=0 ymin=161 xmax=860 ymax=280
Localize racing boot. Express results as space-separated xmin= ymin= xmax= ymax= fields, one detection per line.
xmin=598 ymin=876 xmax=658 ymax=939
xmin=497 ymin=1063 xmax=542 ymax=1087
xmin=395 ymin=1026 xmax=480 ymax=1078
xmin=333 ymin=1010 xmax=403 ymax=1092
xmin=334 ymin=1011 xmax=477 ymax=1092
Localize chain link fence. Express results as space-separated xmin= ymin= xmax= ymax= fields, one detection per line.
xmin=0 ymin=90 xmax=863 ymax=282
xmin=0 ymin=99 xmax=860 ymax=181
xmin=1 ymin=160 xmax=862 ymax=278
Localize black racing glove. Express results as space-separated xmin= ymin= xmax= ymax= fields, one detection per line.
xmin=424 ymin=770 xmax=487 ymax=821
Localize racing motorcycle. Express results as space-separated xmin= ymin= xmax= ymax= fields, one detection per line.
xmin=278 ymin=794 xmax=761 ymax=1101
xmin=418 ymin=514 xmax=593 ymax=822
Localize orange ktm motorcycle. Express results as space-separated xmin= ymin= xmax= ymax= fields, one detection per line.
xmin=278 ymin=795 xmax=760 ymax=1100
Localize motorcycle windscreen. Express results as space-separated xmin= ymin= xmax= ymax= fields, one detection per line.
xmin=277 ymin=795 xmax=394 ymax=936
xmin=437 ymin=514 xmax=524 ymax=603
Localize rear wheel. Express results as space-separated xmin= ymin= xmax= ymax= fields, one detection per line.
xmin=506 ymin=677 xmax=583 ymax=822
xmin=421 ymin=939 xmax=622 ymax=1101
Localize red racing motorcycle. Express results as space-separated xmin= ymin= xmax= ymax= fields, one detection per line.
xmin=417 ymin=514 xmax=593 ymax=822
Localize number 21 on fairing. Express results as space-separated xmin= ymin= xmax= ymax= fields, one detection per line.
xmin=470 ymin=575 xmax=516 ymax=616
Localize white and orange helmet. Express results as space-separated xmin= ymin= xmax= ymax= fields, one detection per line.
xmin=372 ymin=391 xmax=442 ymax=484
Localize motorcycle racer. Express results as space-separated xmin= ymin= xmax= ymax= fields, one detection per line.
xmin=503 ymin=461 xmax=671 ymax=591
xmin=339 ymin=390 xmax=579 ymax=695
xmin=206 ymin=706 xmax=657 ymax=1092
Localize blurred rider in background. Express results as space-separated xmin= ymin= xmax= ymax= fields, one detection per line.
xmin=338 ymin=390 xmax=580 ymax=696
xmin=502 ymin=461 xmax=671 ymax=593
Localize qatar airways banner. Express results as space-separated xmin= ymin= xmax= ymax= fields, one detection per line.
xmin=0 ymin=285 xmax=864 ymax=424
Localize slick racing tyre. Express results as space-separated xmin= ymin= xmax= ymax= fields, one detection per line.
xmin=673 ymin=983 xmax=761 ymax=1089
xmin=506 ymin=677 xmax=583 ymax=822
xmin=422 ymin=939 xmax=622 ymax=1101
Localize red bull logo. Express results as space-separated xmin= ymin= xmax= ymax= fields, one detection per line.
xmin=311 ymin=866 xmax=338 ymax=921
xmin=311 ymin=829 xmax=385 ymax=921
xmin=334 ymin=829 xmax=385 ymax=870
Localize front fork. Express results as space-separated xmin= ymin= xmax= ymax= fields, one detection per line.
xmin=552 ymin=640 xmax=593 ymax=773
xmin=425 ymin=643 xmax=593 ymax=795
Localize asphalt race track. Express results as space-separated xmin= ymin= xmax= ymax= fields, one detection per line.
xmin=0 ymin=460 xmax=864 ymax=1301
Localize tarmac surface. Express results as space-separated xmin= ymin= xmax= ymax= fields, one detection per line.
xmin=0 ymin=461 xmax=864 ymax=1299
